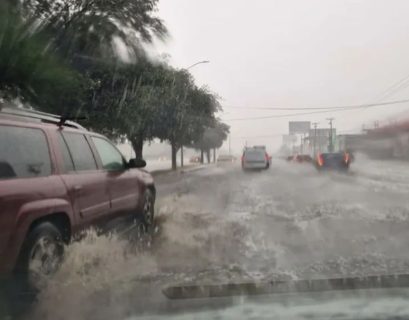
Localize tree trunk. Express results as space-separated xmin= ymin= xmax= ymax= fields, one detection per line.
xmin=213 ymin=148 xmax=216 ymax=163
xmin=200 ymin=148 xmax=204 ymax=164
xmin=180 ymin=145 xmax=184 ymax=167
xmin=171 ymin=142 xmax=177 ymax=170
xmin=206 ymin=149 xmax=210 ymax=163
xmin=131 ymin=136 xmax=144 ymax=159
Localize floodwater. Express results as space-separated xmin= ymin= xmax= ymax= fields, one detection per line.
xmin=18 ymin=155 xmax=409 ymax=319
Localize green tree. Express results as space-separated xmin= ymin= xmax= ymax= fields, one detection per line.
xmin=151 ymin=69 xmax=193 ymax=169
xmin=107 ymin=64 xmax=224 ymax=168
xmin=192 ymin=121 xmax=230 ymax=163
xmin=78 ymin=59 xmax=174 ymax=160
xmin=22 ymin=0 xmax=167 ymax=62
xmin=0 ymin=2 xmax=83 ymax=110
xmin=16 ymin=0 xmax=168 ymax=129
xmin=181 ymin=86 xmax=220 ymax=146
xmin=1 ymin=0 xmax=228 ymax=173
xmin=149 ymin=69 xmax=221 ymax=170
xmin=125 ymin=62 xmax=177 ymax=159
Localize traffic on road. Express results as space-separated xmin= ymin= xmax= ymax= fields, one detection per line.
xmin=3 ymin=153 xmax=408 ymax=319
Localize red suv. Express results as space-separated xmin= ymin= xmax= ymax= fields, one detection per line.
xmin=0 ymin=106 xmax=155 ymax=288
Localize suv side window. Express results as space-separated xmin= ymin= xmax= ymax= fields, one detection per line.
xmin=57 ymin=133 xmax=75 ymax=173
xmin=91 ymin=137 xmax=125 ymax=171
xmin=0 ymin=125 xmax=51 ymax=180
xmin=62 ymin=132 xmax=97 ymax=171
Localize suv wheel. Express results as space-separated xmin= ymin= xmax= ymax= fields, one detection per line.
xmin=15 ymin=222 xmax=64 ymax=291
xmin=142 ymin=189 xmax=155 ymax=228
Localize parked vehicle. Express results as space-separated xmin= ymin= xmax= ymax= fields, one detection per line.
xmin=217 ymin=154 xmax=236 ymax=163
xmin=241 ymin=147 xmax=270 ymax=170
xmin=315 ymin=152 xmax=351 ymax=171
xmin=189 ymin=156 xmax=201 ymax=163
xmin=0 ymin=106 xmax=156 ymax=289
xmin=287 ymin=154 xmax=313 ymax=163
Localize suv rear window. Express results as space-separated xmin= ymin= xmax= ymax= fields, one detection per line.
xmin=0 ymin=125 xmax=51 ymax=180
xmin=244 ymin=150 xmax=265 ymax=161
xmin=62 ymin=132 xmax=97 ymax=171
xmin=322 ymin=153 xmax=343 ymax=161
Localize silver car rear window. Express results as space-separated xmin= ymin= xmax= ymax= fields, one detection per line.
xmin=244 ymin=150 xmax=265 ymax=161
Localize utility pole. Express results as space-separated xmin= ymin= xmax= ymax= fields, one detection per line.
xmin=300 ymin=134 xmax=303 ymax=154
xmin=327 ymin=117 xmax=335 ymax=152
xmin=229 ymin=134 xmax=231 ymax=155
xmin=312 ymin=122 xmax=318 ymax=156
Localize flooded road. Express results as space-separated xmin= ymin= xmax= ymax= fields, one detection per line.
xmin=24 ymin=155 xmax=409 ymax=319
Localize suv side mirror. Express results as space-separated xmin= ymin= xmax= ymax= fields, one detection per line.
xmin=128 ymin=158 xmax=146 ymax=168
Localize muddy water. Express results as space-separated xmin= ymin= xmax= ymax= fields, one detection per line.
xmin=28 ymin=155 xmax=409 ymax=319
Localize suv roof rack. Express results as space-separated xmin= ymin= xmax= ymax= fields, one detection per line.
xmin=0 ymin=104 xmax=86 ymax=130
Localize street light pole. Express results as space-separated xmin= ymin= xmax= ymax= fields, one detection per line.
xmin=180 ymin=60 xmax=210 ymax=167
xmin=327 ymin=117 xmax=335 ymax=152
xmin=186 ymin=60 xmax=210 ymax=70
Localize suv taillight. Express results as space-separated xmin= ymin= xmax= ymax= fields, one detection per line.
xmin=344 ymin=152 xmax=350 ymax=164
xmin=317 ymin=154 xmax=324 ymax=166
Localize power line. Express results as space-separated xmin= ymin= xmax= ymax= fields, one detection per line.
xmin=380 ymin=80 xmax=409 ymax=102
xmin=224 ymin=98 xmax=409 ymax=121
xmin=223 ymin=98 xmax=409 ymax=112
xmin=341 ymin=73 xmax=409 ymax=130
xmin=224 ymin=105 xmax=350 ymax=111
xmin=372 ymin=73 xmax=409 ymax=103
xmin=224 ymin=73 xmax=409 ymax=112
xmin=232 ymin=134 xmax=283 ymax=139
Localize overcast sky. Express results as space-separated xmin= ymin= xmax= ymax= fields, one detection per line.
xmin=155 ymin=0 xmax=409 ymax=153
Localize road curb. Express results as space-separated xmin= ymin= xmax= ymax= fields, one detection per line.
xmin=181 ymin=164 xmax=214 ymax=174
xmin=150 ymin=164 xmax=213 ymax=177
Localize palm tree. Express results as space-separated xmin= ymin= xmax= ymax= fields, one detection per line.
xmin=0 ymin=2 xmax=82 ymax=110
xmin=21 ymin=0 xmax=168 ymax=63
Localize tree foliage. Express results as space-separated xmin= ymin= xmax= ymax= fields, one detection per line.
xmin=191 ymin=120 xmax=230 ymax=153
xmin=21 ymin=0 xmax=167 ymax=61
xmin=0 ymin=2 xmax=83 ymax=109
xmin=1 ymin=0 xmax=229 ymax=170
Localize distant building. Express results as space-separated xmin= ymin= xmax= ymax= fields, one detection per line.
xmin=336 ymin=122 xmax=409 ymax=160
xmin=337 ymin=134 xmax=368 ymax=153
xmin=365 ymin=122 xmax=409 ymax=159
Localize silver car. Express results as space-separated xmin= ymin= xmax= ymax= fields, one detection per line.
xmin=241 ymin=147 xmax=270 ymax=170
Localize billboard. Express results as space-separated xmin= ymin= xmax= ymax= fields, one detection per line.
xmin=289 ymin=121 xmax=311 ymax=134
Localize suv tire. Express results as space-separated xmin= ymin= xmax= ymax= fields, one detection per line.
xmin=15 ymin=222 xmax=64 ymax=291
xmin=141 ymin=189 xmax=155 ymax=228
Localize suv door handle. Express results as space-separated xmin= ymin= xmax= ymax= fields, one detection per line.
xmin=73 ymin=185 xmax=82 ymax=191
